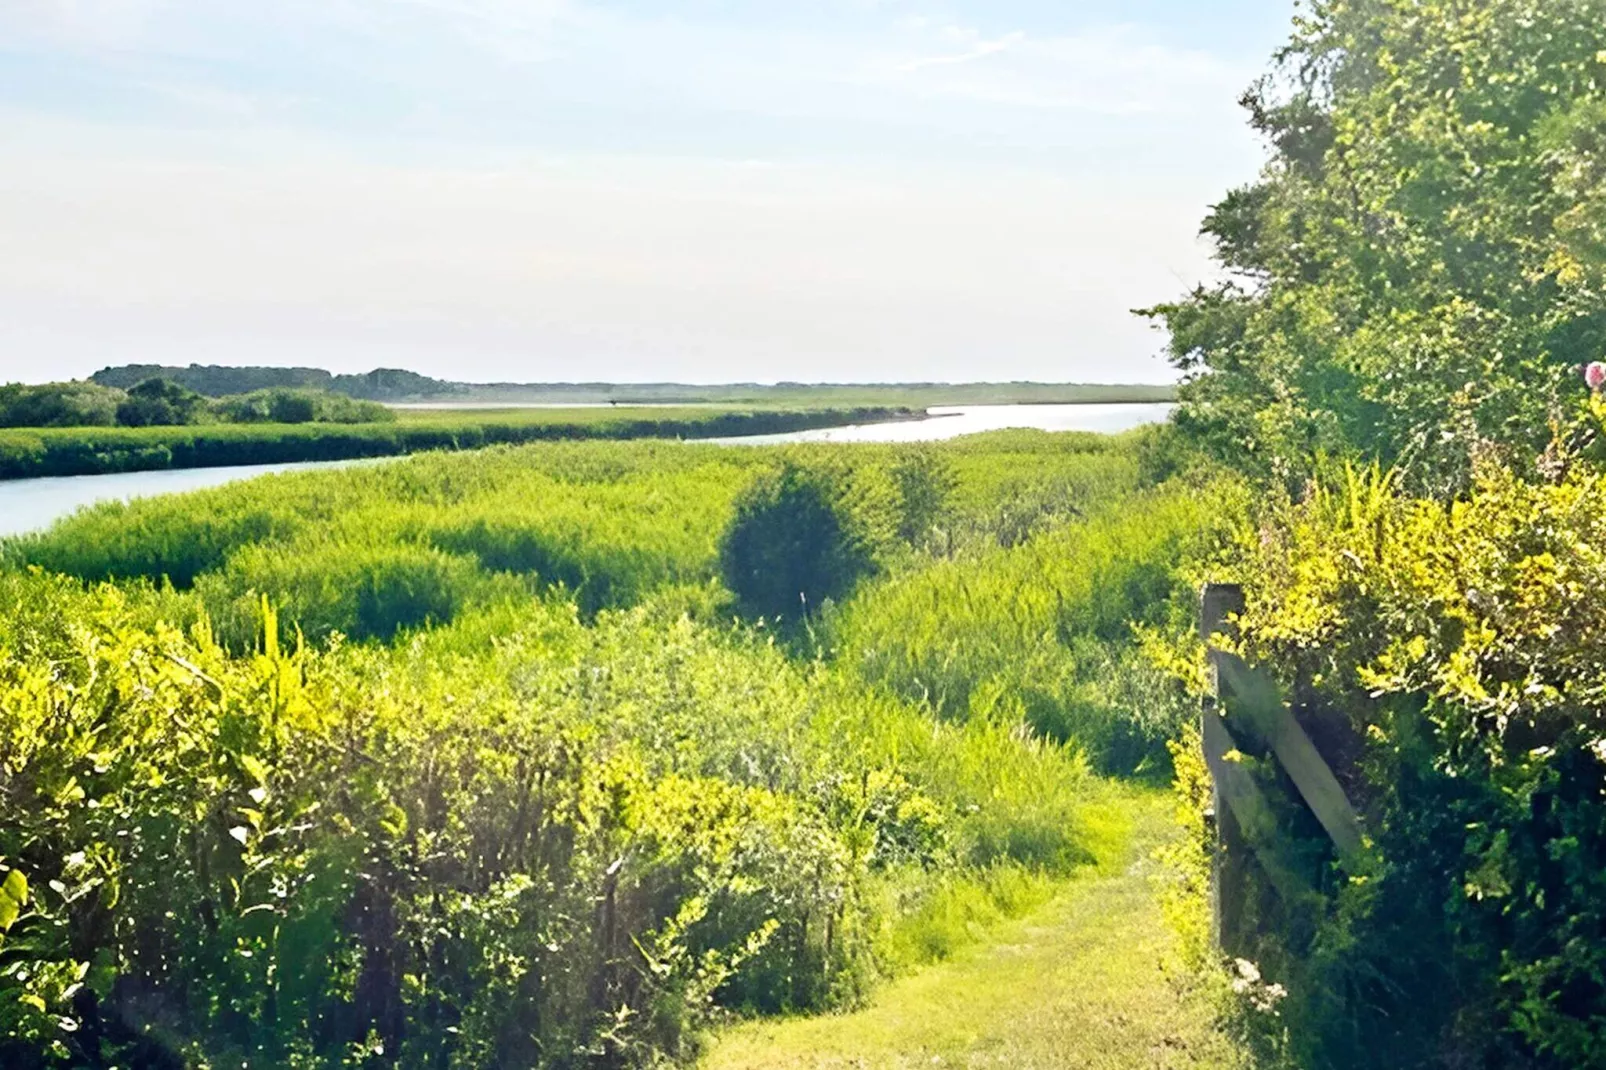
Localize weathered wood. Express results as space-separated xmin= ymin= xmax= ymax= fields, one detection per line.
xmin=1200 ymin=583 xmax=1247 ymax=952
xmin=1218 ymin=655 xmax=1365 ymax=862
xmin=1201 ymin=706 xmax=1313 ymax=911
xmin=1200 ymin=583 xmax=1246 ymax=678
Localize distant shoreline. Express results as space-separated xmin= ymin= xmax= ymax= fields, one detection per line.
xmin=0 ymin=406 xmax=919 ymax=482
xmin=85 ymin=365 xmax=1178 ymax=408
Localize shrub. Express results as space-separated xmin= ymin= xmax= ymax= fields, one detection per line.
xmin=212 ymin=388 xmax=397 ymax=425
xmin=0 ymin=563 xmax=1104 ymax=1068
xmin=114 ymin=378 xmax=206 ymax=427
xmin=0 ymin=381 xmax=121 ymax=428
xmin=1202 ymin=460 xmax=1606 ymax=1068
xmin=889 ymin=448 xmax=957 ymax=546
xmin=719 ymin=461 xmax=897 ymax=622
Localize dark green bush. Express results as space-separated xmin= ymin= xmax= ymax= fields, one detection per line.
xmin=114 ymin=378 xmax=207 ymax=427
xmin=0 ymin=381 xmax=121 ymax=428
xmin=212 ymin=388 xmax=396 ymax=425
xmin=889 ymin=448 xmax=957 ymax=546
xmin=719 ymin=461 xmax=896 ymax=622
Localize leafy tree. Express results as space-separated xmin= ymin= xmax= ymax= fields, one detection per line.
xmin=114 ymin=378 xmax=207 ymax=427
xmin=92 ymin=363 xmax=333 ymax=395
xmin=211 ymin=388 xmax=393 ymax=425
xmin=1145 ymin=0 xmax=1606 ymax=493
xmin=329 ymin=367 xmax=463 ymax=400
xmin=719 ymin=461 xmax=896 ymax=622
xmin=0 ymin=382 xmax=121 ymax=428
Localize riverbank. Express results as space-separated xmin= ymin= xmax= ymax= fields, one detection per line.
xmin=0 ymin=406 xmax=917 ymax=480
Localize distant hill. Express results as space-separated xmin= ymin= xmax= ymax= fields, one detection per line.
xmin=90 ymin=365 xmax=1176 ymax=406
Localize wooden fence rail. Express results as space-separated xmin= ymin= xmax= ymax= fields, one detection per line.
xmin=1199 ymin=583 xmax=1365 ymax=954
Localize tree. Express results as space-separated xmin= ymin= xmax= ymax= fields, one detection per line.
xmin=115 ymin=378 xmax=207 ymax=427
xmin=0 ymin=382 xmax=121 ymax=428
xmin=1144 ymin=0 xmax=1606 ymax=493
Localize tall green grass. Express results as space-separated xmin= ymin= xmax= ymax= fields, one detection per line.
xmin=827 ymin=484 xmax=1239 ymax=771
xmin=0 ymin=426 xmax=1214 ymax=1066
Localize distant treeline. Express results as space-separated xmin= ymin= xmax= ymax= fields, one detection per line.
xmin=91 ymin=364 xmax=462 ymax=400
xmin=0 ymin=407 xmax=915 ymax=479
xmin=0 ymin=380 xmax=395 ymax=430
xmin=87 ymin=363 xmax=1178 ymax=406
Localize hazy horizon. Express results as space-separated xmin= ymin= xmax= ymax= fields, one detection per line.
xmin=0 ymin=0 xmax=1293 ymax=387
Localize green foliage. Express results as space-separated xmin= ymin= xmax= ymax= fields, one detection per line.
xmin=719 ymin=460 xmax=898 ymax=622
xmin=0 ymin=565 xmax=1101 ymax=1067
xmin=329 ymin=367 xmax=464 ymax=400
xmin=115 ymin=377 xmax=208 ymax=427
xmin=0 ymin=430 xmax=1184 ymax=1067
xmin=93 ymin=363 xmax=338 ymax=395
xmin=829 ymin=484 xmax=1242 ymax=772
xmin=1147 ymin=0 xmax=1606 ymax=492
xmin=0 ymin=381 xmax=121 ymax=428
xmin=211 ymin=388 xmax=396 ymax=425
xmin=198 ymin=540 xmax=486 ymax=645
xmin=888 ymin=449 xmax=958 ymax=546
xmin=1187 ymin=458 xmax=1606 ymax=1068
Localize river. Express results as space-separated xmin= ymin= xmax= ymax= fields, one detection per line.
xmin=0 ymin=403 xmax=1173 ymax=538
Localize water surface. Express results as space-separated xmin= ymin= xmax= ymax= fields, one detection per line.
xmin=712 ymin=402 xmax=1174 ymax=444
xmin=0 ymin=404 xmax=1174 ymax=538
xmin=0 ymin=460 xmax=361 ymax=540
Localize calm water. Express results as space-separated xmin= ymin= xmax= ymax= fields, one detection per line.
xmin=711 ymin=402 xmax=1175 ymax=444
xmin=0 ymin=404 xmax=1173 ymax=538
xmin=0 ymin=460 xmax=363 ymax=539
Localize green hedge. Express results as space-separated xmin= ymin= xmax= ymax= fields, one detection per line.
xmin=1198 ymin=461 xmax=1606 ymax=1069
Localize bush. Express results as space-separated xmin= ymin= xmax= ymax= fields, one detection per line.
xmin=0 ymin=564 xmax=1104 ymax=1068
xmin=0 ymin=381 xmax=121 ymax=428
xmin=115 ymin=378 xmax=206 ymax=427
xmin=889 ymin=449 xmax=957 ymax=546
xmin=1204 ymin=459 xmax=1606 ymax=1068
xmin=719 ymin=461 xmax=897 ymax=622
xmin=212 ymin=388 xmax=397 ymax=425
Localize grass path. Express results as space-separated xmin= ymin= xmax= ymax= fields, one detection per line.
xmin=703 ymin=790 xmax=1245 ymax=1070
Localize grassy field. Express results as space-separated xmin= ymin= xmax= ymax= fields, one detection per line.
xmin=0 ymin=405 xmax=916 ymax=479
xmin=705 ymin=790 xmax=1245 ymax=1070
xmin=0 ymin=425 xmax=1234 ymax=1068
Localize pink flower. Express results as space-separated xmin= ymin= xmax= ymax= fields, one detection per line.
xmin=1587 ymin=362 xmax=1606 ymax=391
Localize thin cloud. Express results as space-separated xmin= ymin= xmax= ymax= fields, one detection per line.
xmin=870 ymin=21 xmax=1246 ymax=115
xmin=895 ymin=31 xmax=1025 ymax=73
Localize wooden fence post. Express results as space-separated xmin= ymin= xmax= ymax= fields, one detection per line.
xmin=1200 ymin=583 xmax=1247 ymax=955
xmin=1199 ymin=584 xmax=1367 ymax=960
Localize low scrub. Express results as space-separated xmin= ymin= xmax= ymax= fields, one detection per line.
xmin=1186 ymin=461 xmax=1606 ymax=1069
xmin=0 ymin=571 xmax=1103 ymax=1068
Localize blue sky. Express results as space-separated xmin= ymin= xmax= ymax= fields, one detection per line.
xmin=0 ymin=0 xmax=1294 ymax=385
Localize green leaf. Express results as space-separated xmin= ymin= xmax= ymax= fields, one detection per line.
xmin=0 ymin=869 xmax=29 ymax=935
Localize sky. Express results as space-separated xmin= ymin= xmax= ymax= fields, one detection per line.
xmin=0 ymin=0 xmax=1294 ymax=386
